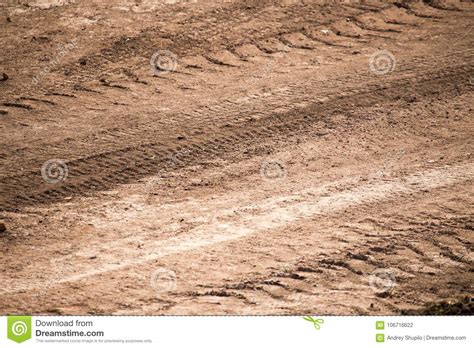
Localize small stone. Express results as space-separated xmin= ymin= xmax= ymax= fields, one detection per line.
xmin=176 ymin=135 xmax=186 ymax=140
xmin=99 ymin=77 xmax=110 ymax=86
xmin=0 ymin=222 xmax=6 ymax=233
xmin=190 ymin=178 xmax=202 ymax=186
xmin=0 ymin=72 xmax=9 ymax=82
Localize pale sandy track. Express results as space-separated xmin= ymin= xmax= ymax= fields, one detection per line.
xmin=1 ymin=162 xmax=471 ymax=295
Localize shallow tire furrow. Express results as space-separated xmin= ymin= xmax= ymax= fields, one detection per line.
xmin=1 ymin=64 xmax=472 ymax=212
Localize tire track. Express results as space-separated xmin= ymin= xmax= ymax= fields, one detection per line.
xmin=1 ymin=2 xmax=472 ymax=211
xmin=1 ymin=60 xmax=472 ymax=211
xmin=3 ymin=45 xmax=472 ymax=171
xmin=1 ymin=162 xmax=472 ymax=294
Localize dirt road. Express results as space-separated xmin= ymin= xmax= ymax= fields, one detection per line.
xmin=0 ymin=0 xmax=473 ymax=315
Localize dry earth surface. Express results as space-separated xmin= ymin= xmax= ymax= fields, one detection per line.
xmin=0 ymin=0 xmax=473 ymax=315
